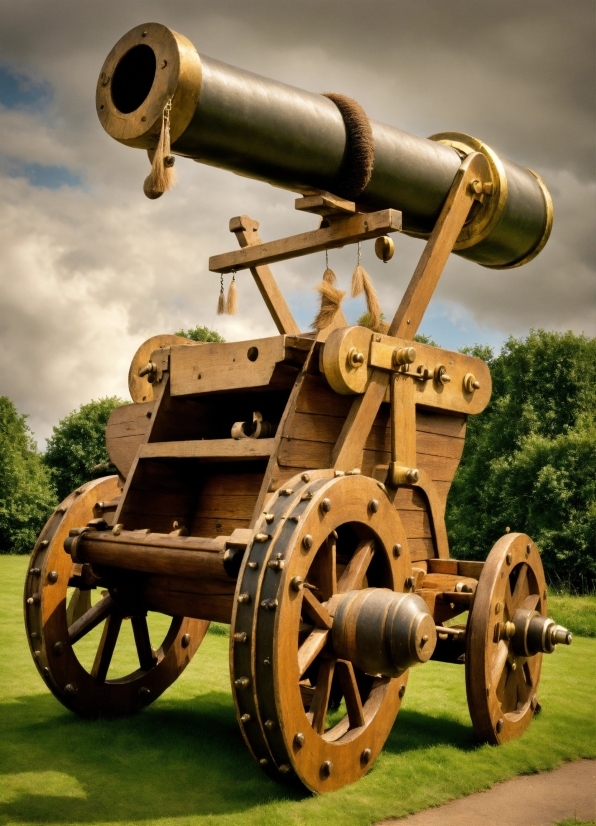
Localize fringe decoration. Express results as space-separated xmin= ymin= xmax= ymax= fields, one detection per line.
xmin=312 ymin=280 xmax=345 ymax=330
xmin=351 ymin=242 xmax=382 ymax=331
xmin=226 ymin=273 xmax=238 ymax=315
xmin=217 ymin=274 xmax=226 ymax=315
xmin=143 ymin=99 xmax=177 ymax=200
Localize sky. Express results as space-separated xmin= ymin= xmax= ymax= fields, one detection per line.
xmin=0 ymin=0 xmax=594 ymax=448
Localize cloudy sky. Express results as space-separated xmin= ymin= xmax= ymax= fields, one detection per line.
xmin=0 ymin=0 xmax=594 ymax=447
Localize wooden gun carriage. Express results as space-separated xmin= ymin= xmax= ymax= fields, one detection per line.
xmin=25 ymin=22 xmax=571 ymax=794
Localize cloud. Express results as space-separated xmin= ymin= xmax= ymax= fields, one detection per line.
xmin=0 ymin=0 xmax=593 ymax=448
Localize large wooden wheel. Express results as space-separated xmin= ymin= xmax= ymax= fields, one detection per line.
xmin=231 ymin=470 xmax=413 ymax=793
xmin=24 ymin=476 xmax=208 ymax=717
xmin=465 ymin=532 xmax=547 ymax=744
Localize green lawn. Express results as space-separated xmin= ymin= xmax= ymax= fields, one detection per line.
xmin=1 ymin=556 xmax=594 ymax=826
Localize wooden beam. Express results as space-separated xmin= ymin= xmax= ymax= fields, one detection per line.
xmin=139 ymin=439 xmax=275 ymax=461
xmin=229 ymin=215 xmax=300 ymax=335
xmin=211 ymin=209 xmax=402 ymax=274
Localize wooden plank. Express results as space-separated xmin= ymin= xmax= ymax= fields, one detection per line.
xmin=144 ymin=587 xmax=233 ymax=624
xmin=388 ymin=152 xmax=489 ymax=339
xmin=139 ymin=439 xmax=275 ymax=461
xmin=105 ymin=401 xmax=155 ymax=479
xmin=408 ymin=537 xmax=436 ymax=561
xmin=169 ymin=336 xmax=292 ymax=397
xmin=191 ymin=516 xmax=251 ymax=537
xmin=210 ymin=209 xmax=402 ymax=274
xmin=398 ymin=509 xmax=432 ymax=538
xmin=230 ymin=215 xmax=300 ymax=335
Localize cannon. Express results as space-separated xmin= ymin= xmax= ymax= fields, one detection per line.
xmin=25 ymin=22 xmax=570 ymax=794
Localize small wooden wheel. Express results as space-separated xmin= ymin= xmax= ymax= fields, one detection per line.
xmin=24 ymin=476 xmax=208 ymax=717
xmin=231 ymin=471 xmax=413 ymax=793
xmin=465 ymin=532 xmax=546 ymax=744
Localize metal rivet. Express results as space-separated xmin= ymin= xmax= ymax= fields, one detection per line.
xmin=506 ymin=552 xmax=512 ymax=565
xmin=53 ymin=641 xmax=64 ymax=656
xmin=240 ymin=713 xmax=251 ymax=723
xmin=233 ymin=632 xmax=247 ymax=643
xmin=259 ymin=758 xmax=268 ymax=766
xmin=405 ymin=576 xmax=415 ymax=589
xmin=141 ymin=30 xmax=147 ymax=36
xmin=510 ymin=660 xmax=517 ymax=671
xmin=261 ymin=599 xmax=278 ymax=611
xmin=264 ymin=513 xmax=274 ymax=523
xmin=321 ymin=498 xmax=332 ymax=513
xmin=301 ymin=473 xmax=310 ymax=482
xmin=138 ymin=686 xmax=151 ymax=697
xmin=29 ymin=568 xmax=41 ymax=576
xmin=369 ymin=498 xmax=379 ymax=513
xmin=112 ymin=523 xmax=122 ymax=536
xmin=33 ymin=651 xmax=41 ymax=659
xmin=393 ymin=544 xmax=402 ymax=558
xmin=279 ymin=764 xmax=291 ymax=774
xmin=235 ymin=677 xmax=250 ymax=688
xmin=281 ymin=488 xmax=294 ymax=496
xmin=321 ymin=760 xmax=333 ymax=777
xmin=247 ymin=561 xmax=258 ymax=569
xmin=237 ymin=593 xmax=251 ymax=604
xmin=334 ymin=470 xmax=344 ymax=477
xmin=255 ymin=533 xmax=269 ymax=543
xmin=160 ymin=60 xmax=167 ymax=69
xmin=42 ymin=667 xmax=49 ymax=676
xmin=181 ymin=633 xmax=191 ymax=648
xmin=398 ymin=684 xmax=406 ymax=699
xmin=294 ymin=732 xmax=305 ymax=749
xmin=264 ymin=719 xmax=277 ymax=730
xmin=350 ymin=468 xmax=361 ymax=475
xmin=526 ymin=543 xmax=532 ymax=556
xmin=40 ymin=540 xmax=49 ymax=548
xmin=27 ymin=595 xmax=40 ymax=605
xmin=141 ymin=116 xmax=146 ymax=122
xmin=263 ymin=658 xmax=270 ymax=666
xmin=30 ymin=632 xmax=38 ymax=639
xmin=302 ymin=535 xmax=313 ymax=550
xmin=496 ymin=718 xmax=504 ymax=733
xmin=360 ymin=748 xmax=372 ymax=764
xmin=291 ymin=576 xmax=304 ymax=592
xmin=64 ymin=683 xmax=77 ymax=694
xmin=47 ymin=571 xmax=58 ymax=583
xmin=495 ymin=602 xmax=503 ymax=614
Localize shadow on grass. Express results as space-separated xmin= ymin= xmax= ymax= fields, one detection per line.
xmin=0 ymin=691 xmax=301 ymax=824
xmin=0 ymin=692 xmax=477 ymax=823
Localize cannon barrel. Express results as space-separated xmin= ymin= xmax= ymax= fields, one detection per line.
xmin=97 ymin=22 xmax=552 ymax=269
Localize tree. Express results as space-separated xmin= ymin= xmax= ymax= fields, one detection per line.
xmin=43 ymin=397 xmax=125 ymax=501
xmin=175 ymin=325 xmax=225 ymax=343
xmin=0 ymin=397 xmax=56 ymax=554
xmin=446 ymin=330 xmax=596 ymax=592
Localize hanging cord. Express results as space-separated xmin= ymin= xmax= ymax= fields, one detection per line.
xmin=351 ymin=241 xmax=382 ymax=331
xmin=217 ymin=273 xmax=226 ymax=315
xmin=143 ymin=99 xmax=177 ymax=200
xmin=312 ymin=249 xmax=345 ymax=331
xmin=226 ymin=271 xmax=238 ymax=315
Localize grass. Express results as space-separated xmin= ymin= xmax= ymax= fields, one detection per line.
xmin=548 ymin=594 xmax=596 ymax=638
xmin=1 ymin=555 xmax=594 ymax=826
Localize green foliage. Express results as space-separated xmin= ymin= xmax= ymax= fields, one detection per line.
xmin=447 ymin=330 xmax=596 ymax=592
xmin=459 ymin=342 xmax=494 ymax=362
xmin=175 ymin=325 xmax=225 ymax=343
xmin=548 ymin=595 xmax=596 ymax=638
xmin=414 ymin=332 xmax=440 ymax=347
xmin=43 ymin=397 xmax=125 ymax=502
xmin=0 ymin=398 xmax=56 ymax=554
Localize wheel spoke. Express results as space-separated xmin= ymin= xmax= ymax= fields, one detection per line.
xmin=515 ymin=661 xmax=531 ymax=705
xmin=522 ymin=593 xmax=540 ymax=611
xmin=309 ymin=658 xmax=335 ymax=734
xmin=66 ymin=588 xmax=92 ymax=626
xmin=311 ymin=535 xmax=337 ymax=600
xmin=298 ymin=629 xmax=329 ymax=676
xmin=68 ymin=593 xmax=113 ymax=644
xmin=491 ymin=639 xmax=509 ymax=686
xmin=131 ymin=615 xmax=157 ymax=671
xmin=302 ymin=589 xmax=333 ymax=629
xmin=336 ymin=660 xmax=365 ymax=729
xmin=502 ymin=664 xmax=519 ymax=712
xmin=337 ymin=540 xmax=374 ymax=593
xmin=91 ymin=612 xmax=122 ymax=682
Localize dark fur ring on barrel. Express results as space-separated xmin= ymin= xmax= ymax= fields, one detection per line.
xmin=322 ymin=93 xmax=374 ymax=201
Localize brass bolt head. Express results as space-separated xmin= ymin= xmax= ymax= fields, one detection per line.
xmin=264 ymin=719 xmax=277 ymax=730
xmin=369 ymin=498 xmax=379 ymax=513
xmin=240 ymin=713 xmax=251 ymax=723
xmin=496 ymin=718 xmax=504 ymax=733
xmin=47 ymin=571 xmax=58 ymax=583
xmin=233 ymin=631 xmax=247 ymax=643
xmin=181 ymin=633 xmax=191 ymax=648
xmin=302 ymin=534 xmax=313 ymax=550
xmin=393 ymin=543 xmax=402 ymax=557
xmin=320 ymin=498 xmax=332 ymax=513
xmin=495 ymin=601 xmax=503 ymax=614
xmin=405 ymin=576 xmax=415 ymax=589
xmin=506 ymin=552 xmax=512 ymax=565
xmin=290 ymin=576 xmax=304 ymax=592
xmin=361 ymin=748 xmax=372 ymax=764
xmin=279 ymin=764 xmax=291 ymax=774
xmin=321 ymin=760 xmax=333 ymax=777
xmin=235 ymin=677 xmax=250 ymax=688
xmin=259 ymin=758 xmax=268 ymax=766
xmin=294 ymin=732 xmax=305 ymax=749
xmin=301 ymin=472 xmax=310 ymax=482
xmin=237 ymin=593 xmax=251 ymax=604
xmin=398 ymin=684 xmax=406 ymax=699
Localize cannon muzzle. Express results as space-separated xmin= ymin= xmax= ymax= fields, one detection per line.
xmin=97 ymin=22 xmax=552 ymax=270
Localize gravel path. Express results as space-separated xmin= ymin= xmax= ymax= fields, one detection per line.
xmin=379 ymin=759 xmax=595 ymax=826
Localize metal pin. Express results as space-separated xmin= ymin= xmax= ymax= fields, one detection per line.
xmin=302 ymin=535 xmax=313 ymax=550
xmin=264 ymin=513 xmax=274 ymax=523
xmin=393 ymin=544 xmax=402 ymax=558
xmin=27 ymin=594 xmax=40 ymax=605
xmin=64 ymin=683 xmax=77 ymax=694
xmin=261 ymin=599 xmax=278 ymax=611
xmin=369 ymin=499 xmax=379 ymax=513
xmin=181 ymin=633 xmax=191 ymax=648
xmin=138 ymin=686 xmax=151 ymax=697
xmin=247 ymin=561 xmax=258 ymax=569
xmin=321 ymin=760 xmax=333 ymax=777
xmin=267 ymin=559 xmax=285 ymax=570
xmin=320 ymin=498 xmax=332 ymax=513
xmin=237 ymin=593 xmax=251 ymax=604
xmin=280 ymin=488 xmax=294 ymax=496
xmin=240 ymin=713 xmax=251 ymax=723
xmin=291 ymin=576 xmax=304 ymax=592
xmin=301 ymin=473 xmax=310 ymax=482
xmin=233 ymin=631 xmax=247 ymax=643
xmin=255 ymin=533 xmax=269 ymax=543
xmin=264 ymin=719 xmax=277 ymax=730
xmin=259 ymin=758 xmax=268 ymax=766
xmin=294 ymin=732 xmax=305 ymax=749
xmin=360 ymin=748 xmax=372 ymax=764
xmin=235 ymin=677 xmax=250 ymax=688
xmin=279 ymin=764 xmax=291 ymax=774
xmin=40 ymin=540 xmax=49 ymax=548
xmin=29 ymin=568 xmax=41 ymax=576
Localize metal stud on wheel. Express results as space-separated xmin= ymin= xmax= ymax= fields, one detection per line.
xmin=231 ymin=471 xmax=414 ymax=793
xmin=24 ymin=476 xmax=208 ymax=717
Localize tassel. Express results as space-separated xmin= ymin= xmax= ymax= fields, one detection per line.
xmin=217 ymin=275 xmax=226 ymax=315
xmin=143 ymin=99 xmax=177 ymax=200
xmin=351 ymin=242 xmax=382 ymax=330
xmin=312 ymin=280 xmax=345 ymax=330
xmin=226 ymin=273 xmax=238 ymax=315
